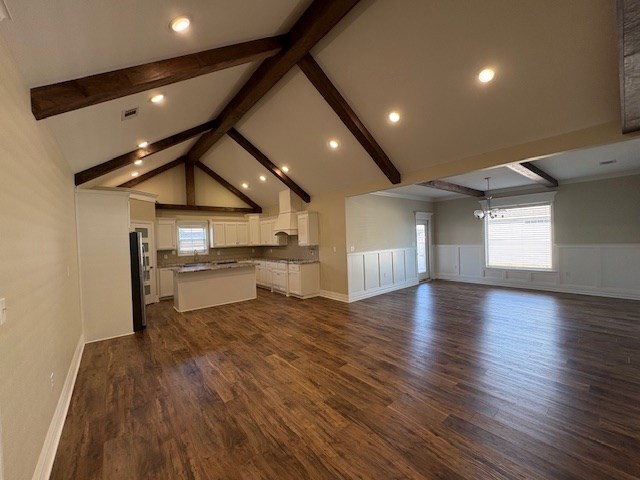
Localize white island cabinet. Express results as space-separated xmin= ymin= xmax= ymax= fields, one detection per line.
xmin=173 ymin=263 xmax=256 ymax=313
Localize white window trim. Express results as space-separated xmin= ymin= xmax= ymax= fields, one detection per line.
xmin=482 ymin=192 xmax=556 ymax=272
xmin=176 ymin=221 xmax=209 ymax=256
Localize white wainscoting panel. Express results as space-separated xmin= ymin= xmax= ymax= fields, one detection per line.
xmin=347 ymin=254 xmax=365 ymax=294
xmin=379 ymin=251 xmax=394 ymax=287
xmin=348 ymin=248 xmax=418 ymax=302
xmin=392 ymin=249 xmax=406 ymax=283
xmin=364 ymin=253 xmax=380 ymax=290
xmin=435 ymin=244 xmax=640 ymax=300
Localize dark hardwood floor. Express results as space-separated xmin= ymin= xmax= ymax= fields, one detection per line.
xmin=51 ymin=281 xmax=640 ymax=479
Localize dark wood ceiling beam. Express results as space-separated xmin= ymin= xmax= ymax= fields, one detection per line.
xmin=186 ymin=0 xmax=361 ymax=163
xmin=117 ymin=158 xmax=185 ymax=188
xmin=32 ymin=37 xmax=284 ymax=120
xmin=506 ymin=162 xmax=558 ymax=188
xmin=297 ymin=54 xmax=401 ymax=184
xmin=618 ymin=0 xmax=640 ymax=133
xmin=195 ymin=161 xmax=262 ymax=213
xmin=75 ymin=120 xmax=216 ymax=185
xmin=185 ymin=163 xmax=196 ymax=206
xmin=156 ymin=204 xmax=258 ymax=214
xmin=418 ymin=180 xmax=485 ymax=197
xmin=227 ymin=128 xmax=311 ymax=202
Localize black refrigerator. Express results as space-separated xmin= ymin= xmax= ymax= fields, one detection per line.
xmin=129 ymin=231 xmax=147 ymax=331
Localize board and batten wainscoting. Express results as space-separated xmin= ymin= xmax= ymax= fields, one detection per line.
xmin=348 ymin=248 xmax=418 ymax=302
xmin=434 ymin=244 xmax=640 ymax=300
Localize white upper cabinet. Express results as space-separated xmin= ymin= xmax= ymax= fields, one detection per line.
xmin=297 ymin=212 xmax=319 ymax=246
xmin=209 ymin=220 xmax=250 ymax=248
xmin=156 ymin=218 xmax=176 ymax=250
xmin=260 ymin=217 xmax=287 ymax=246
xmin=248 ymin=215 xmax=261 ymax=246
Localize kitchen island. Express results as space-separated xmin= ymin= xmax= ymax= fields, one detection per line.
xmin=172 ymin=261 xmax=256 ymax=313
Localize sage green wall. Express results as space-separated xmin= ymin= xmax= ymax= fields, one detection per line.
xmin=433 ymin=174 xmax=640 ymax=245
xmin=346 ymin=194 xmax=433 ymax=252
xmin=433 ymin=196 xmax=484 ymax=245
xmin=554 ymin=174 xmax=640 ymax=244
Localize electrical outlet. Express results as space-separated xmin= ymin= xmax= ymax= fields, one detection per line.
xmin=332 ymin=246 xmax=337 ymax=253
xmin=217 ymin=251 xmax=221 ymax=256
xmin=163 ymin=254 xmax=168 ymax=259
xmin=66 ymin=266 xmax=70 ymax=278
xmin=0 ymin=298 xmax=6 ymax=326
xmin=50 ymin=372 xmax=54 ymax=390
xmin=350 ymin=246 xmax=355 ymax=252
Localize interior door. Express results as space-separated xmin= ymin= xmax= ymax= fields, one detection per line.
xmin=416 ymin=219 xmax=430 ymax=281
xmin=131 ymin=222 xmax=157 ymax=304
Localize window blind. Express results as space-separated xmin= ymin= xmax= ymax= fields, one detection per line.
xmin=486 ymin=204 xmax=552 ymax=270
xmin=177 ymin=223 xmax=208 ymax=255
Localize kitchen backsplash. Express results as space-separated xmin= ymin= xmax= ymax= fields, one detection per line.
xmin=157 ymin=236 xmax=317 ymax=267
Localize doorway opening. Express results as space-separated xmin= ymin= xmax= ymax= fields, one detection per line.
xmin=415 ymin=212 xmax=432 ymax=282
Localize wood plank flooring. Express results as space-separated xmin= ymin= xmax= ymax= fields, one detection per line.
xmin=50 ymin=281 xmax=640 ymax=479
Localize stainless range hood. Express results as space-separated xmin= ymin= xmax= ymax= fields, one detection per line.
xmin=274 ymin=189 xmax=302 ymax=235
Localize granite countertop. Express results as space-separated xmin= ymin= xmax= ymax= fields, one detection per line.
xmin=161 ymin=258 xmax=319 ymax=269
xmin=172 ymin=261 xmax=255 ymax=274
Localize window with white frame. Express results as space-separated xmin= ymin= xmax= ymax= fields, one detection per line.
xmin=485 ymin=203 xmax=553 ymax=270
xmin=177 ymin=222 xmax=208 ymax=256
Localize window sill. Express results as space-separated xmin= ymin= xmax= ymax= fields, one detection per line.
xmin=484 ymin=267 xmax=557 ymax=273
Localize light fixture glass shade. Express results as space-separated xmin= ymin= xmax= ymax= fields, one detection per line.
xmin=473 ymin=177 xmax=505 ymax=220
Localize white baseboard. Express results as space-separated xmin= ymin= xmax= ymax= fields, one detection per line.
xmin=348 ymin=279 xmax=419 ymax=303
xmin=32 ymin=334 xmax=85 ymax=480
xmin=319 ymin=290 xmax=349 ymax=303
xmin=435 ymin=274 xmax=640 ymax=301
xmin=84 ymin=331 xmax=134 ymax=344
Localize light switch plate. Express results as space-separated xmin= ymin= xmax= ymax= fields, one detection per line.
xmin=0 ymin=298 xmax=5 ymax=326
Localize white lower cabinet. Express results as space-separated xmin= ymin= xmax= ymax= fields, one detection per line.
xmin=159 ymin=268 xmax=174 ymax=298
xmin=255 ymin=261 xmax=320 ymax=298
xmin=287 ymin=263 xmax=320 ymax=298
xmin=271 ymin=263 xmax=288 ymax=293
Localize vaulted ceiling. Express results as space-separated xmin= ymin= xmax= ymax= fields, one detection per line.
xmin=0 ymin=0 xmax=626 ymax=209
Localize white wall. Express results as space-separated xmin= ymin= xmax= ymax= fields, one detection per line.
xmin=0 ymin=35 xmax=82 ymax=480
xmin=76 ymin=190 xmax=134 ymax=342
xmin=347 ymin=248 xmax=418 ymax=302
xmin=434 ymin=244 xmax=640 ymax=300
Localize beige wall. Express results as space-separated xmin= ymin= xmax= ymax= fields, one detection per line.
xmin=129 ymin=198 xmax=156 ymax=222
xmin=554 ymin=174 xmax=640 ymax=244
xmin=433 ymin=174 xmax=640 ymax=245
xmin=131 ymin=166 xmax=250 ymax=208
xmin=433 ymin=196 xmax=485 ymax=245
xmin=346 ymin=194 xmax=432 ymax=252
xmin=0 ymin=36 xmax=82 ymax=480
xmin=307 ymin=192 xmax=349 ymax=295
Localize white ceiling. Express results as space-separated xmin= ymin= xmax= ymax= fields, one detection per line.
xmin=0 ymin=0 xmax=311 ymax=86
xmin=0 ymin=0 xmax=629 ymax=208
xmin=378 ymin=136 xmax=640 ymax=201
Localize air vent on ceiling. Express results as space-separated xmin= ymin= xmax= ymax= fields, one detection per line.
xmin=121 ymin=107 xmax=139 ymax=121
xmin=599 ymin=159 xmax=617 ymax=165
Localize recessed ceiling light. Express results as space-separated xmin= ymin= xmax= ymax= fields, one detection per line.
xmin=478 ymin=68 xmax=495 ymax=83
xmin=134 ymin=159 xmax=143 ymax=166
xmin=170 ymin=16 xmax=190 ymax=32
xmin=282 ymin=166 xmax=289 ymax=173
xmin=137 ymin=141 xmax=149 ymax=148
xmin=131 ymin=171 xmax=139 ymax=177
xmin=328 ymin=139 xmax=340 ymax=150
xmin=259 ymin=175 xmax=267 ymax=182
xmin=150 ymin=93 xmax=165 ymax=104
xmin=388 ymin=111 xmax=400 ymax=123
xmin=241 ymin=182 xmax=249 ymax=189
